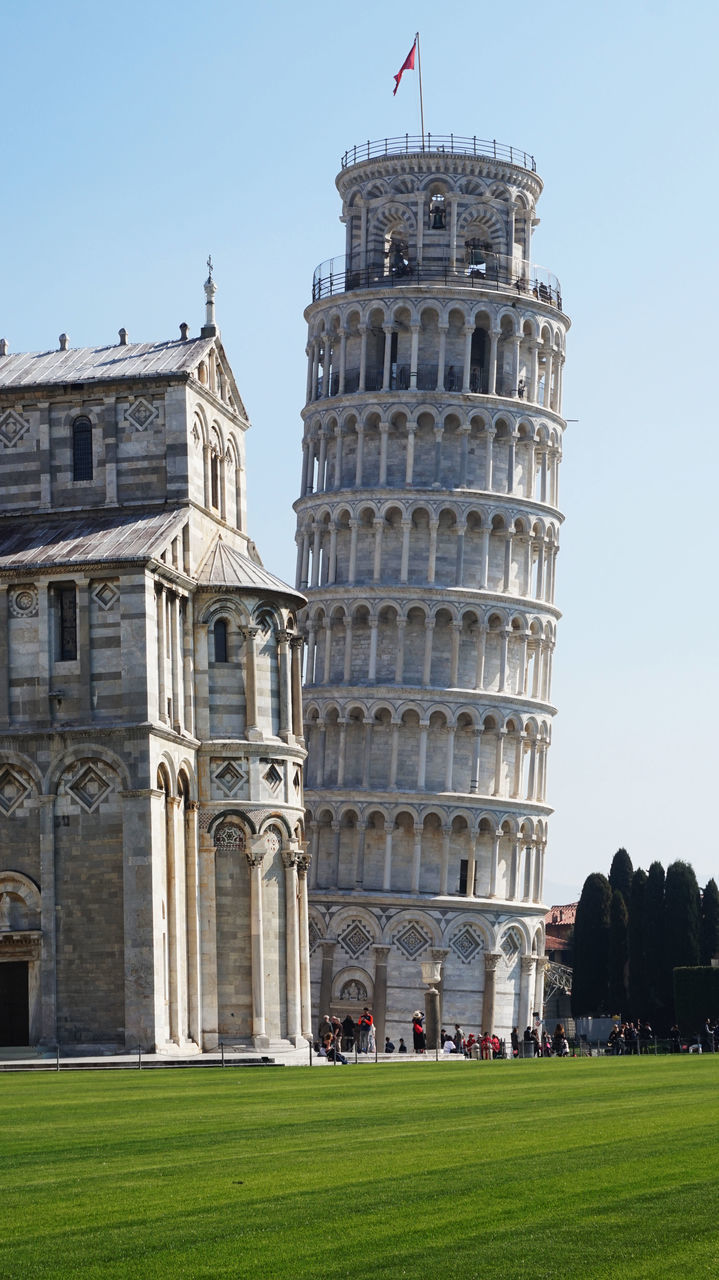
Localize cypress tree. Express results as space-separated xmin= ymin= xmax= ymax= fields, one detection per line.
xmin=663 ymin=862 xmax=701 ymax=1023
xmin=644 ymin=862 xmax=666 ymax=1027
xmin=571 ymin=873 xmax=612 ymax=1016
xmin=628 ymin=867 xmax=648 ymax=1014
xmin=608 ymin=888 xmax=629 ymax=1014
xmin=609 ymin=848 xmax=633 ymax=912
xmin=700 ymin=878 xmax=719 ymax=966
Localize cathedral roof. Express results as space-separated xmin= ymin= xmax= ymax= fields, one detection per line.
xmin=0 ymin=337 xmax=216 ymax=389
xmin=0 ymin=508 xmax=186 ymax=570
xmin=197 ymin=536 xmax=302 ymax=600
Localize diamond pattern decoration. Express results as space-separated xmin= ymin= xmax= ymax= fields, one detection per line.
xmin=264 ymin=763 xmax=282 ymax=792
xmin=450 ymin=927 xmax=484 ymax=965
xmin=0 ymin=410 xmax=29 ymax=448
xmin=501 ymin=929 xmax=521 ymax=964
xmin=394 ymin=921 xmax=431 ymax=960
xmin=0 ymin=766 xmax=31 ymax=815
xmin=215 ymin=761 xmax=248 ymax=797
xmin=92 ymin=582 xmax=119 ymax=611
xmin=293 ymin=767 xmax=301 ymax=791
xmin=67 ymin=764 xmax=111 ymax=813
xmin=308 ymin=920 xmax=322 ymax=952
xmin=338 ymin=919 xmax=373 ymax=959
xmin=125 ymin=398 xmax=158 ymax=431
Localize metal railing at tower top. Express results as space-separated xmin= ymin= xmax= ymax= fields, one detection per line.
xmin=311 ymin=253 xmax=562 ymax=310
xmin=340 ymin=135 xmax=536 ymax=172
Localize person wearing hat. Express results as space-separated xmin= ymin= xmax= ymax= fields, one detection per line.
xmin=412 ymin=1011 xmax=425 ymax=1054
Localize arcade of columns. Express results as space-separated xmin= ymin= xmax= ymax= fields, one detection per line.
xmin=294 ymin=137 xmax=569 ymax=1041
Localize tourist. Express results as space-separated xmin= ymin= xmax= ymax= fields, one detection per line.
xmin=331 ymin=1015 xmax=343 ymax=1048
xmin=453 ymin=1024 xmax=464 ymax=1055
xmin=357 ymin=1007 xmax=374 ymax=1052
xmin=511 ymin=1027 xmax=519 ymax=1058
xmin=323 ymin=1034 xmax=347 ymax=1064
xmin=442 ymin=1033 xmax=456 ymax=1053
xmin=385 ymin=1036 xmax=395 ymax=1053
xmin=552 ymin=1023 xmax=566 ymax=1056
xmin=318 ymin=1013 xmax=333 ymax=1043
xmin=366 ymin=1018 xmax=376 ymax=1055
xmin=341 ymin=1013 xmax=356 ymax=1051
xmin=398 ymin=1037 xmax=408 ymax=1053
xmin=412 ymin=1011 xmax=425 ymax=1054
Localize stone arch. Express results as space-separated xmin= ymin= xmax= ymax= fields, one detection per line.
xmin=0 ymin=869 xmax=41 ymax=930
xmin=46 ymin=744 xmax=131 ymax=796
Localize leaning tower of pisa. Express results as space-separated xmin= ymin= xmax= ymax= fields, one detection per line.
xmin=294 ymin=135 xmax=569 ymax=1045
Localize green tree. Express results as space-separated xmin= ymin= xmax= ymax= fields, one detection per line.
xmin=609 ymin=848 xmax=633 ymax=911
xmin=608 ymin=888 xmax=629 ymax=1014
xmin=699 ymin=878 xmax=719 ymax=966
xmin=571 ymin=873 xmax=611 ymax=1016
xmin=663 ymin=862 xmax=700 ymax=1023
xmin=628 ymin=868 xmax=648 ymax=1013
xmin=644 ymin=861 xmax=666 ymax=1027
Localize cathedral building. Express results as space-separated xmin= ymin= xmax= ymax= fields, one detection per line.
xmin=295 ymin=135 xmax=569 ymax=1043
xmin=0 ymin=277 xmax=311 ymax=1056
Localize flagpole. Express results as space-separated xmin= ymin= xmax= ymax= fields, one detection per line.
xmin=415 ymin=31 xmax=425 ymax=147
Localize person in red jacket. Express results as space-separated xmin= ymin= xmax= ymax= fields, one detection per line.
xmin=358 ymin=1007 xmax=374 ymax=1052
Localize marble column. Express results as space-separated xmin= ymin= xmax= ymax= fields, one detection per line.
xmin=283 ymin=847 xmax=302 ymax=1045
xmin=297 ymin=854 xmax=313 ymax=1039
xmin=246 ymin=840 xmax=269 ymax=1049
xmin=372 ymin=945 xmax=391 ymax=1047
xmin=318 ymin=939 xmax=337 ymax=1028
xmin=481 ymin=952 xmax=501 ymax=1034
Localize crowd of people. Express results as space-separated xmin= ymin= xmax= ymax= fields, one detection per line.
xmin=314 ymin=1009 xmax=719 ymax=1063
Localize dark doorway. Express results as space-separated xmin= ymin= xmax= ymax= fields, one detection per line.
xmin=0 ymin=961 xmax=29 ymax=1045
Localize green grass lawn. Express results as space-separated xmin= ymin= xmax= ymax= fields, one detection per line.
xmin=2 ymin=1056 xmax=718 ymax=1279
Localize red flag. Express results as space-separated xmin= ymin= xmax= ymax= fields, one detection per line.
xmin=393 ymin=38 xmax=417 ymax=96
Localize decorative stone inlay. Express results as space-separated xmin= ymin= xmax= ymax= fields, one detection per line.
xmin=92 ymin=581 xmax=119 ymax=611
xmin=0 ymin=766 xmax=31 ymax=815
xmin=307 ymin=919 xmax=322 ymax=952
xmin=450 ymin=926 xmax=485 ymax=964
xmin=214 ymin=822 xmax=245 ymax=852
xmin=67 ymin=764 xmax=112 ymax=813
xmin=0 ymin=409 xmax=29 ymax=448
xmin=125 ymin=398 xmax=158 ymax=431
xmin=500 ymin=929 xmax=521 ymax=964
xmin=293 ymin=767 xmax=302 ymax=791
xmin=394 ymin=920 xmax=431 ymax=960
xmin=263 ymin=826 xmax=281 ymax=855
xmin=263 ymin=763 xmax=282 ymax=791
xmin=338 ymin=919 xmax=373 ymax=958
xmin=214 ymin=760 xmax=247 ymax=796
xmin=9 ymin=585 xmax=38 ymax=618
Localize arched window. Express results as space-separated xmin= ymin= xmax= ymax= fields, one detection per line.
xmin=213 ymin=618 xmax=228 ymax=663
xmin=72 ymin=417 xmax=93 ymax=481
xmin=211 ymin=452 xmax=219 ymax=508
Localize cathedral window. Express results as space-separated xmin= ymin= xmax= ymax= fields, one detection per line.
xmin=211 ymin=452 xmax=219 ymax=508
xmin=213 ymin=619 xmax=228 ymax=663
xmin=57 ymin=585 xmax=77 ymax=661
xmin=72 ymin=417 xmax=93 ymax=481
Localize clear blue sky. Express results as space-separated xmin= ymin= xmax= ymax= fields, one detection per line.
xmin=3 ymin=0 xmax=717 ymax=901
